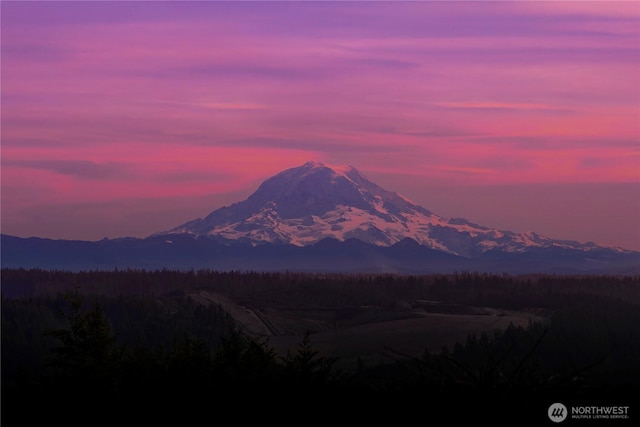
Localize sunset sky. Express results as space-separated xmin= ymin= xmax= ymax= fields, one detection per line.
xmin=1 ymin=1 xmax=639 ymax=250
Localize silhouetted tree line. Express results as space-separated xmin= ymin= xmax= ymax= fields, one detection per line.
xmin=2 ymin=269 xmax=639 ymax=424
xmin=3 ymin=268 xmax=639 ymax=308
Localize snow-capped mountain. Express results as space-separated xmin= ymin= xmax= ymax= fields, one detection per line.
xmin=3 ymin=161 xmax=638 ymax=273
xmin=158 ymin=161 xmax=629 ymax=257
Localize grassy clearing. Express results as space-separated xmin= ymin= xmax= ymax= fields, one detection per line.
xmin=268 ymin=309 xmax=543 ymax=372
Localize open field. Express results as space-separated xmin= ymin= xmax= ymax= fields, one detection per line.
xmin=270 ymin=311 xmax=542 ymax=371
xmin=184 ymin=289 xmax=545 ymax=371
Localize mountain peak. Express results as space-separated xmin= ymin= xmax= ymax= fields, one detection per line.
xmin=301 ymin=160 xmax=333 ymax=169
xmin=300 ymin=160 xmax=356 ymax=176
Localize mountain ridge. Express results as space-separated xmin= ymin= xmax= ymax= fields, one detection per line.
xmin=2 ymin=232 xmax=638 ymax=274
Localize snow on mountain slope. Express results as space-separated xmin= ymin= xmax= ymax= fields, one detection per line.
xmin=158 ymin=161 xmax=631 ymax=257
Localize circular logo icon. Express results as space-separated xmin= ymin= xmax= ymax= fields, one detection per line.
xmin=548 ymin=403 xmax=568 ymax=423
